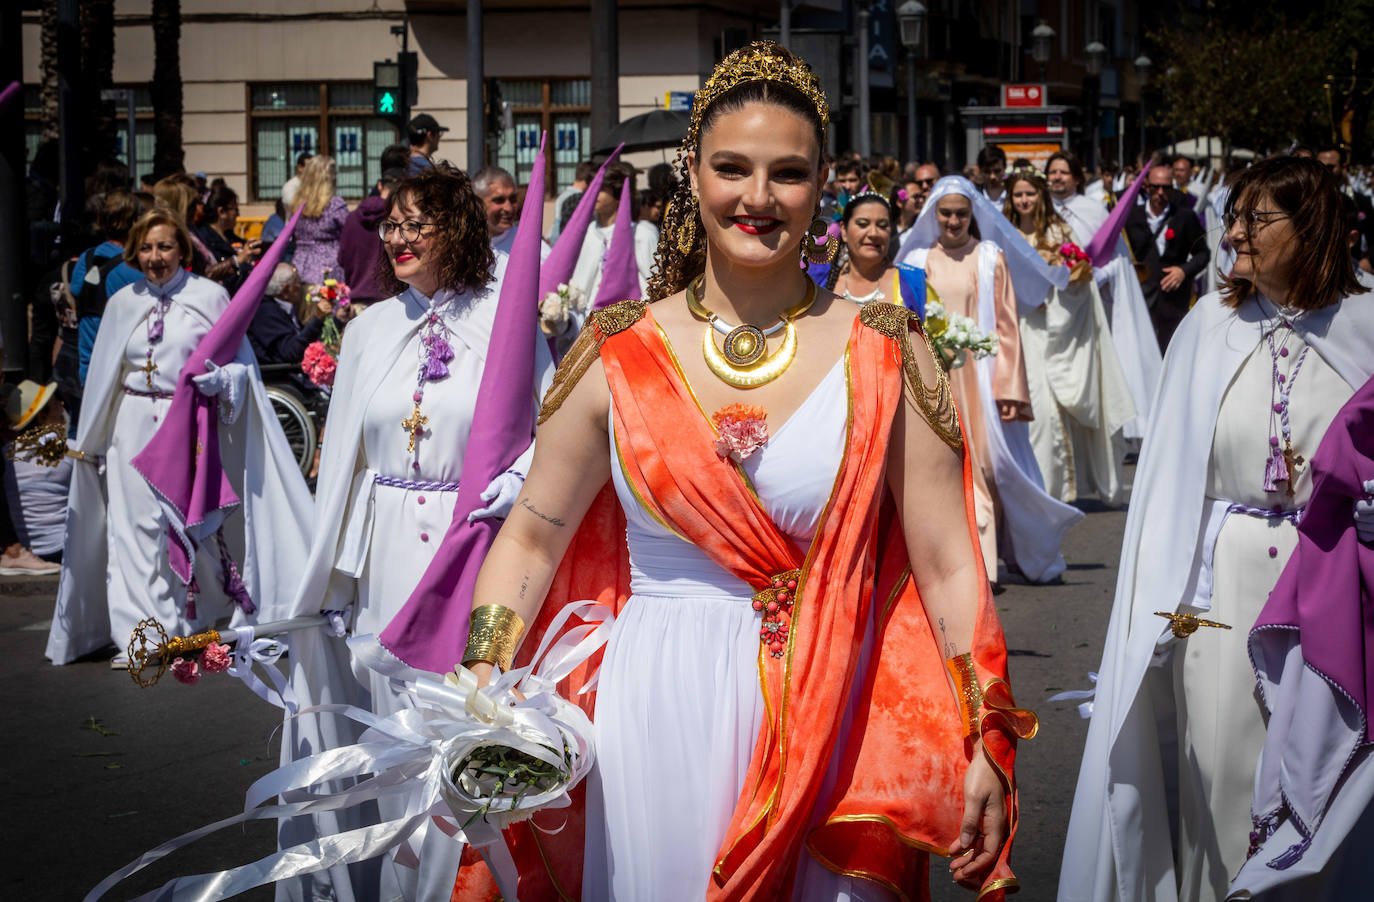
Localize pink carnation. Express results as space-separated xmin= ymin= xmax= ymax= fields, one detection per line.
xmin=712 ymin=404 xmax=769 ymax=463
xmin=201 ymin=641 xmax=233 ymax=673
xmin=301 ymin=341 xmax=338 ymax=388
xmin=171 ymin=656 xmax=201 ymax=685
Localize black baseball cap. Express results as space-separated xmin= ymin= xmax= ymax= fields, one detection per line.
xmin=408 ymin=114 xmax=449 ymax=134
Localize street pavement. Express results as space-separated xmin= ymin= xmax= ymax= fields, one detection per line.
xmin=3 ymin=483 xmax=1126 ymax=902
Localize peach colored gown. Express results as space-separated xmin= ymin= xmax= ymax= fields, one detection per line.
xmin=925 ymin=239 xmax=1031 ymax=577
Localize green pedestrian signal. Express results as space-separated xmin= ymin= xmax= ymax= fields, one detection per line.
xmin=378 ymin=91 xmax=396 ymax=114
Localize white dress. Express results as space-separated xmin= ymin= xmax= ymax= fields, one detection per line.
xmin=584 ymin=358 xmax=896 ymax=901
xmin=1173 ymin=325 xmax=1346 ymax=902
xmin=104 ymin=291 xmax=241 ymax=653
xmin=1018 ymin=226 xmax=1136 ymax=505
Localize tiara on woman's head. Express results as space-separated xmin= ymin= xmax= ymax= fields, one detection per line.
xmin=1006 ymin=164 xmax=1047 ymax=184
xmin=688 ymin=41 xmax=830 ymax=149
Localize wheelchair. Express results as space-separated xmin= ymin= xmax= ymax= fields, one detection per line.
xmin=258 ymin=363 xmax=329 ymax=478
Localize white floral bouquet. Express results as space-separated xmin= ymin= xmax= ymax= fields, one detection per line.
xmin=539 ymin=283 xmax=586 ymax=336
xmin=923 ymin=299 xmax=998 ymax=370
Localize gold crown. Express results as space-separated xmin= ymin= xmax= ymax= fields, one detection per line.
xmin=688 ymin=41 xmax=830 ymax=148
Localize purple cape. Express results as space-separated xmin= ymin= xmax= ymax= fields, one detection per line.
xmin=378 ymin=135 xmax=549 ymax=673
xmin=130 ymin=206 xmax=303 ymax=583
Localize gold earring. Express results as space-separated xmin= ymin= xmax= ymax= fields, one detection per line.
xmin=801 ymin=215 xmax=838 ymax=264
xmin=676 ymin=196 xmax=699 ymax=255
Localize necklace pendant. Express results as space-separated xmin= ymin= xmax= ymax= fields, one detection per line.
xmin=1282 ymin=442 xmax=1304 ymax=497
xmin=140 ymin=355 xmax=158 ymax=390
xmin=721 ymin=324 xmax=767 ymax=367
xmin=401 ymin=402 xmax=429 ymax=454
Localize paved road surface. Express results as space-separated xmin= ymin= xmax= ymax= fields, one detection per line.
xmin=3 ymin=490 xmax=1126 ymax=902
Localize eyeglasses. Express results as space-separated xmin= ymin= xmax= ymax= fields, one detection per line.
xmin=378 ymin=219 xmax=436 ymax=242
xmin=1222 ymin=208 xmax=1287 ymax=231
xmin=1145 ymin=183 xmax=1171 ymax=193
xmin=914 ymin=178 xmax=936 ymax=187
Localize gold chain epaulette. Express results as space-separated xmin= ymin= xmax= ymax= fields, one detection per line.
xmin=537 ymin=300 xmax=648 ymax=425
xmin=858 ymin=302 xmax=962 ymax=451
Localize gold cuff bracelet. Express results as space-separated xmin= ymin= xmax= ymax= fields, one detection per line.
xmin=945 ymin=652 xmax=984 ymax=738
xmin=462 ymin=604 xmax=526 ymax=671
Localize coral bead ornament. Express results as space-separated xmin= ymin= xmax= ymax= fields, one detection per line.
xmin=752 ymin=568 xmax=802 ymax=658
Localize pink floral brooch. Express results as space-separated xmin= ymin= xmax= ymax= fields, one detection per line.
xmin=712 ymin=404 xmax=769 ymax=463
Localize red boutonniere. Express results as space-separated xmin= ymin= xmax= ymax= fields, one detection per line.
xmin=1164 ymin=227 xmax=1176 ymax=241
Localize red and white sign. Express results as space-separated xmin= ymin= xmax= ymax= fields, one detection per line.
xmin=983 ymin=123 xmax=1063 ymax=136
xmin=1001 ymin=84 xmax=1047 ymax=108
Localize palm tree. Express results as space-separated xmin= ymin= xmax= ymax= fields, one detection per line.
xmin=151 ymin=0 xmax=183 ymax=176
xmin=39 ymin=0 xmax=56 ymax=140
xmin=80 ymin=0 xmax=116 ymax=165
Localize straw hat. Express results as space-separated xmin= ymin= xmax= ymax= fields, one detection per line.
xmin=6 ymin=380 xmax=57 ymax=430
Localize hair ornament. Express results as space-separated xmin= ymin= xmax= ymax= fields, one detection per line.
xmin=687 ymin=41 xmax=830 ymax=150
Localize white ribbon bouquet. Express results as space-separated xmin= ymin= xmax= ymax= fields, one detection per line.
xmin=86 ymin=601 xmax=613 ymax=902
xmin=923 ymin=297 xmax=999 ymax=371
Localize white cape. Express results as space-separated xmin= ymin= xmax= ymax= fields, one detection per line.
xmin=275 ymin=285 xmax=554 ymax=902
xmin=1058 ymin=290 xmax=1374 ymax=902
xmin=1095 ymin=247 xmax=1163 ymax=440
xmin=46 ymin=274 xmax=314 ymax=664
xmin=906 ymin=242 xmax=1083 ymax=582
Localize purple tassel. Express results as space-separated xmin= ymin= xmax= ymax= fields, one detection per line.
xmin=1266 ymin=835 xmax=1311 ymax=870
xmin=1263 ymin=448 xmax=1288 ymax=493
xmin=148 ymin=320 xmax=164 ymax=343
xmin=216 ymin=530 xmax=256 ymax=615
xmin=423 ymin=357 xmax=450 ymax=380
xmin=186 ymin=576 xmax=199 ymax=621
xmin=425 ymin=334 xmax=454 ymax=362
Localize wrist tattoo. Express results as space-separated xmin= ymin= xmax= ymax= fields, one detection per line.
xmin=520 ymin=499 xmax=566 ymax=527
xmin=939 ymin=617 xmax=957 ymax=658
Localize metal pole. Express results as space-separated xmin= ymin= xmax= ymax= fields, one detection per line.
xmin=857 ymin=2 xmax=871 ymax=158
xmin=1139 ymin=98 xmax=1146 ymax=162
xmin=0 ymin=3 xmax=25 ymax=374
xmin=779 ymin=0 xmax=792 ymax=51
xmin=906 ymin=49 xmax=918 ymax=162
xmin=126 ymin=89 xmax=137 ymax=186
xmin=57 ymin=0 xmax=83 ymax=244
xmin=466 ymin=1 xmax=485 ymax=174
xmin=590 ymin=0 xmax=619 ymax=157
xmin=399 ymin=22 xmax=411 ymax=134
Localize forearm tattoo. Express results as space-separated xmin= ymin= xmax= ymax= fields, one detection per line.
xmin=520 ymin=498 xmax=566 ymax=528
xmin=938 ymin=617 xmax=957 ymax=658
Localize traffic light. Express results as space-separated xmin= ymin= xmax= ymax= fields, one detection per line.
xmin=374 ymin=60 xmax=402 ymax=127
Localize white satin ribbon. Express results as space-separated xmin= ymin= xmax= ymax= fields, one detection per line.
xmin=1047 ymin=672 xmax=1098 ymax=719
xmin=225 ymin=626 xmax=298 ymax=714
xmin=87 ymin=599 xmax=615 ymax=902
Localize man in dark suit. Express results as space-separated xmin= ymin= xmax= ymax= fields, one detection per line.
xmin=247 ymin=263 xmax=329 ymax=367
xmin=1124 ymin=164 xmax=1210 ymax=350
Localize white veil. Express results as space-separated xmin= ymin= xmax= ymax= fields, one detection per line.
xmin=897 ymin=175 xmax=1069 ymax=309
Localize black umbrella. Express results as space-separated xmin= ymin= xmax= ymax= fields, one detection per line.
xmin=591 ymin=109 xmax=690 ymax=156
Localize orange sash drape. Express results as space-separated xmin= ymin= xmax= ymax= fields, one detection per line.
xmin=454 ymin=306 xmax=1029 ymax=902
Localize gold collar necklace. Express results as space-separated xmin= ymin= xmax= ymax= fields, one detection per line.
xmin=687 ymin=275 xmax=817 ymax=388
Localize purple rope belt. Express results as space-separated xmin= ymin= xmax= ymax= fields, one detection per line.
xmin=1227 ymin=502 xmax=1304 ymax=524
xmin=121 ymin=385 xmax=175 ymax=400
xmin=373 ymin=474 xmax=461 ymax=492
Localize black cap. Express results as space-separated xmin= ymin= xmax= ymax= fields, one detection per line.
xmin=408 ymin=113 xmax=449 ymax=134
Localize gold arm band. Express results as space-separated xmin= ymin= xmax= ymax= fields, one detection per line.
xmin=462 ymin=605 xmax=527 ymax=671
xmin=945 ymin=652 xmax=983 ymax=738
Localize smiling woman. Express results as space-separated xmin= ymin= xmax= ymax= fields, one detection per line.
xmin=274 ymin=162 xmax=556 ymax=901
xmin=452 ymin=41 xmax=1036 ymax=902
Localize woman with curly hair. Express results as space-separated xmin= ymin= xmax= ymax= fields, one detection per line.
xmin=1003 ymin=166 xmax=1135 ymax=506
xmin=279 ymin=163 xmax=555 ymax=902
xmin=453 ymin=41 xmax=1036 ymax=902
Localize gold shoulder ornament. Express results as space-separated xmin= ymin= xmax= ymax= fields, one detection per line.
xmin=537 ymin=300 xmax=648 ymax=425
xmin=858 ymin=302 xmax=963 ymax=451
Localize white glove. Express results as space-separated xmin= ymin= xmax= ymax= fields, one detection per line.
xmin=1356 ymin=479 xmax=1374 ymax=543
xmin=468 ymin=469 xmax=525 ymax=522
xmin=192 ymin=359 xmax=250 ymax=425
